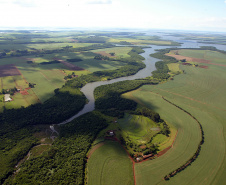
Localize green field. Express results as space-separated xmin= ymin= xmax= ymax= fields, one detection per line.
xmin=0 ymin=75 xmax=28 ymax=90
xmin=0 ymin=75 xmax=39 ymax=110
xmin=178 ymin=49 xmax=226 ymax=65
xmin=92 ymin=47 xmax=132 ymax=58
xmin=123 ymin=49 xmax=226 ymax=184
xmin=18 ymin=67 xmax=65 ymax=102
xmin=167 ymin=63 xmax=182 ymax=73
xmin=108 ymin=37 xmax=177 ymax=46
xmin=118 ymin=114 xmax=161 ymax=144
xmin=87 ymin=141 xmax=134 ymax=185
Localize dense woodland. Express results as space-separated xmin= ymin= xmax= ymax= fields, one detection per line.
xmin=4 ymin=111 xmax=109 ymax=185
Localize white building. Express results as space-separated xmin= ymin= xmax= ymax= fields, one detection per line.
xmin=4 ymin=94 xmax=12 ymax=102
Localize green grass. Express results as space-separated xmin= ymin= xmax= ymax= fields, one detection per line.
xmin=124 ymin=56 xmax=226 ymax=184
xmin=87 ymin=141 xmax=134 ymax=185
xmin=152 ymin=134 xmax=168 ymax=145
xmin=30 ymin=144 xmax=51 ymax=158
xmin=167 ymin=63 xmax=182 ymax=73
xmin=118 ymin=114 xmax=160 ymax=144
xmin=5 ymin=93 xmax=28 ymax=109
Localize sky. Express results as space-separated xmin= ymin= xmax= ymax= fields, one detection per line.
xmin=0 ymin=0 xmax=226 ymax=32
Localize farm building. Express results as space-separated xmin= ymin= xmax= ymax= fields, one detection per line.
xmin=4 ymin=94 xmax=12 ymax=102
xmin=106 ymin=130 xmax=115 ymax=136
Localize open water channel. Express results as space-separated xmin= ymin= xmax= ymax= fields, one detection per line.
xmin=51 ymin=32 xmax=226 ymax=132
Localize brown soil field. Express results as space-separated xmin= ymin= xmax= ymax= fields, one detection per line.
xmin=20 ymin=88 xmax=31 ymax=95
xmin=166 ymin=53 xmax=226 ymax=67
xmin=0 ymin=64 xmax=21 ymax=77
xmin=199 ymin=65 xmax=209 ymax=69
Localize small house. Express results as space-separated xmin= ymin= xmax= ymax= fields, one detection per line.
xmin=106 ymin=130 xmax=115 ymax=136
xmin=4 ymin=94 xmax=12 ymax=102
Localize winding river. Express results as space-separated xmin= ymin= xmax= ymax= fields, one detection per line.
xmin=51 ymin=32 xmax=226 ymax=131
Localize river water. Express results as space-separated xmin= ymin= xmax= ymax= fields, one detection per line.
xmin=54 ymin=32 xmax=226 ymax=127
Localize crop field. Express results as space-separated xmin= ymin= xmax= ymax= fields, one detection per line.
xmin=26 ymin=43 xmax=93 ymax=50
xmin=123 ymin=50 xmax=226 ymax=184
xmin=92 ymin=47 xmax=132 ymax=58
xmin=178 ymin=49 xmax=226 ymax=65
xmin=118 ymin=114 xmax=161 ymax=144
xmin=87 ymin=141 xmax=134 ymax=185
xmin=0 ymin=45 xmax=127 ymax=109
xmin=0 ymin=43 xmax=93 ymax=51
xmin=123 ymin=90 xmax=201 ymax=184
xmin=168 ymin=49 xmax=226 ymax=66
xmin=0 ymin=75 xmax=27 ymax=90
xmin=108 ymin=37 xmax=177 ymax=45
xmin=18 ymin=66 xmax=65 ymax=102
xmin=67 ymin=58 xmax=126 ymax=72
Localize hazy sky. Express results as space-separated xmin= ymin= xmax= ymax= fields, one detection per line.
xmin=0 ymin=0 xmax=226 ymax=32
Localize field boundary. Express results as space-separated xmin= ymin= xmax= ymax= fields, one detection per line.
xmin=161 ymin=96 xmax=205 ymax=181
xmin=87 ymin=142 xmax=105 ymax=159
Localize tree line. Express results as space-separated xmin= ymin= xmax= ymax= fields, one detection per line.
xmin=162 ymin=97 xmax=204 ymax=181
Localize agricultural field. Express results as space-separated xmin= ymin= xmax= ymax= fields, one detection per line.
xmin=123 ymin=49 xmax=226 ymax=184
xmin=87 ymin=141 xmax=134 ymax=185
xmin=108 ymin=37 xmax=178 ymax=46
xmin=92 ymin=46 xmax=132 ymax=58
xmin=1 ymin=31 xmax=147 ymax=110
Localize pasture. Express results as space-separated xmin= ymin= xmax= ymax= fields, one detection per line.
xmin=123 ymin=50 xmax=226 ymax=184
xmin=118 ymin=114 xmax=161 ymax=144
xmin=167 ymin=63 xmax=182 ymax=74
xmin=87 ymin=141 xmax=134 ymax=185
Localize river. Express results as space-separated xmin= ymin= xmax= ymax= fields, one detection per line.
xmin=51 ymin=32 xmax=226 ymax=130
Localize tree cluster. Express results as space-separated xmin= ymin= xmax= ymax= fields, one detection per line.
xmin=94 ymin=79 xmax=158 ymax=117
xmin=1 ymin=87 xmax=17 ymax=95
xmin=4 ymin=111 xmax=108 ymax=185
xmin=94 ymin=54 xmax=110 ymax=60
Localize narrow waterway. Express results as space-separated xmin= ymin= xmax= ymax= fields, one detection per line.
xmin=51 ymin=33 xmax=226 ymax=130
